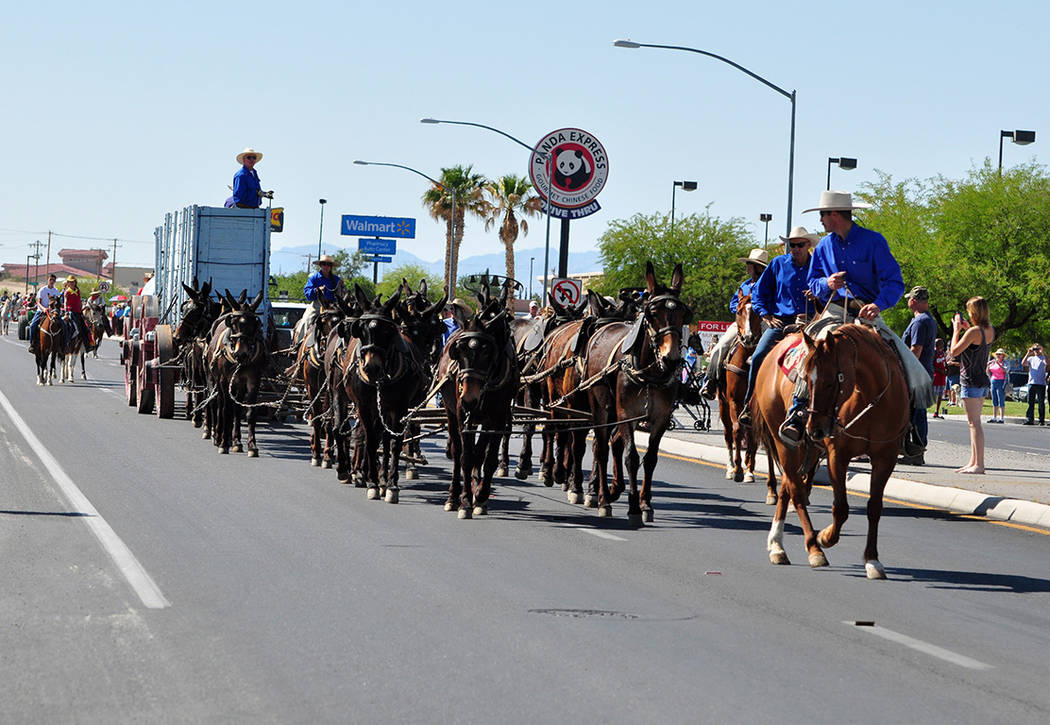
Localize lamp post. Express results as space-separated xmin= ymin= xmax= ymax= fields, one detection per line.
xmin=670 ymin=180 xmax=698 ymax=240
xmin=998 ymin=130 xmax=1036 ymax=175
xmin=529 ymin=256 xmax=535 ymax=300
xmin=353 ymin=160 xmax=455 ymax=288
xmin=317 ymin=198 xmax=327 ymax=259
xmin=826 ymin=157 xmax=857 ymax=190
xmin=615 ymin=39 xmax=795 ymax=237
xmin=759 ymin=213 xmax=773 ymax=248
xmin=421 ymin=117 xmax=556 ymax=304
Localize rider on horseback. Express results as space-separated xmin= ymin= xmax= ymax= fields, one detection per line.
xmin=27 ymin=274 xmax=62 ymax=354
xmin=299 ymin=254 xmax=345 ymax=347
xmin=699 ymin=248 xmax=769 ymax=400
xmin=777 ymin=191 xmax=935 ymax=448
xmin=737 ymin=226 xmax=821 ymax=430
xmin=62 ymin=276 xmax=92 ymax=348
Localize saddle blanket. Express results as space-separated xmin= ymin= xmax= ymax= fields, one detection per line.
xmin=777 ymin=337 xmax=807 ymax=383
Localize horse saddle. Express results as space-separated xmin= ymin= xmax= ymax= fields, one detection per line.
xmin=620 ymin=320 xmax=642 ymax=353
xmin=521 ymin=318 xmax=545 ymax=352
xmin=777 ymin=336 xmax=807 ymax=383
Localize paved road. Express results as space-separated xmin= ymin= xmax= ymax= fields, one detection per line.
xmin=2 ymin=338 xmax=1049 ymax=724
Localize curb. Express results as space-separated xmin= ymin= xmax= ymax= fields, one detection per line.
xmin=643 ymin=433 xmax=1050 ymax=531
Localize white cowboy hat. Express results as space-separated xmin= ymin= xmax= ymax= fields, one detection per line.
xmin=778 ymin=226 xmax=822 ymax=245
xmin=313 ymin=254 xmax=338 ymax=267
xmin=236 ymin=147 xmax=263 ymax=164
xmin=802 ymin=190 xmax=872 ymax=214
xmin=737 ymin=248 xmax=769 ymax=267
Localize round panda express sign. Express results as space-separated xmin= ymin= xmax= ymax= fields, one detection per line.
xmin=530 ymin=127 xmax=608 ymax=218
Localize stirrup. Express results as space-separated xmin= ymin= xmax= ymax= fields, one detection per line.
xmin=738 ymin=406 xmax=753 ymax=429
xmin=777 ymin=410 xmax=806 ymax=448
xmin=700 ymin=378 xmax=717 ymax=400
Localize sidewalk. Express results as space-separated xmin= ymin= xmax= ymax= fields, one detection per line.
xmin=653 ymin=408 xmax=1050 ymax=531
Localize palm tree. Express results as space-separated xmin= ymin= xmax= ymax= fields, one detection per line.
xmin=483 ymin=174 xmax=543 ymax=311
xmin=421 ymin=165 xmax=489 ymax=291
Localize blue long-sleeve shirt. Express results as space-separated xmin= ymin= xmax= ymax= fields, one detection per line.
xmin=728 ymin=279 xmax=757 ymax=314
xmin=752 ymin=254 xmax=811 ymax=319
xmin=807 ymin=223 xmax=904 ymax=312
xmin=231 ymin=166 xmax=262 ymax=208
xmin=303 ymin=271 xmax=342 ymax=301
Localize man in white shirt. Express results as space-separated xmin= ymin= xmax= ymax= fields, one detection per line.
xmin=28 ymin=274 xmax=62 ymax=354
xmin=1022 ymin=344 xmax=1047 ymax=425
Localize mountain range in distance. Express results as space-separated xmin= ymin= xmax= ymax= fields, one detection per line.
xmin=270 ymin=243 xmax=603 ymax=281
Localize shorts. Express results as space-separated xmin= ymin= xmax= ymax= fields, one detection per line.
xmin=947 ymin=375 xmax=960 ymax=387
xmin=961 ymin=386 xmax=986 ymax=399
xmin=933 ymin=385 xmax=945 ymax=397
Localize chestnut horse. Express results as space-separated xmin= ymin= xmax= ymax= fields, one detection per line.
xmin=34 ymin=299 xmax=65 ymax=386
xmin=583 ymin=262 xmax=688 ymax=525
xmin=751 ymin=323 xmax=909 ymax=578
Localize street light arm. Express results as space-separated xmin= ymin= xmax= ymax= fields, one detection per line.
xmin=421 ymin=118 xmax=549 ymax=160
xmin=353 ymin=159 xmax=445 ymax=189
xmin=614 ymin=41 xmax=792 ymax=100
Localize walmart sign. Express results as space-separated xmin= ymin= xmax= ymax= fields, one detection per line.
xmin=341 ymin=215 xmax=416 ymax=239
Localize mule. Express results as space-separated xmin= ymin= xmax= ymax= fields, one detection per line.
xmin=173 ymin=280 xmax=220 ymax=431
xmin=751 ymin=323 xmax=909 ymax=578
xmin=295 ymin=298 xmax=344 ymax=467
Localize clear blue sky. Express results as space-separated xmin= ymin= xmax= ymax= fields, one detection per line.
xmin=2 ymin=0 xmax=1045 ymax=273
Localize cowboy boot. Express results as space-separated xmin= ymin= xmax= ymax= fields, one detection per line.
xmin=777 ymin=398 xmax=808 ymax=448
xmin=700 ymin=375 xmax=717 ymax=400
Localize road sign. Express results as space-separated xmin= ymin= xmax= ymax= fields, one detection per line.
xmin=98 ymin=281 xmax=111 ymax=292
xmin=342 ymin=215 xmax=415 ymax=238
xmin=550 ymin=277 xmax=583 ymax=308
xmin=358 ymin=237 xmax=397 ymax=255
xmin=530 ymin=128 xmax=609 ymax=210
xmin=369 ymin=255 xmax=393 ymax=264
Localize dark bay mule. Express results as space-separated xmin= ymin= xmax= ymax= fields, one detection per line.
xmin=582 ymin=262 xmax=688 ymax=525
xmin=173 ymin=280 xmax=219 ymax=430
xmin=35 ymin=299 xmax=65 ymax=386
xmin=294 ymin=298 xmax=343 ymax=468
xmin=751 ymin=323 xmax=909 ymax=578
xmin=83 ymin=304 xmax=109 ymax=358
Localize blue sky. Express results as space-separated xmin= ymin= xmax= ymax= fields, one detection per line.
xmin=2 ymin=0 xmax=1045 ymax=274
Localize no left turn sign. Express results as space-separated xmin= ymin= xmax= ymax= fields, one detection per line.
xmin=551 ymin=277 xmax=583 ymax=308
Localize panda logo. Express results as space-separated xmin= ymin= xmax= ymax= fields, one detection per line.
xmin=553 ymin=148 xmax=591 ymax=191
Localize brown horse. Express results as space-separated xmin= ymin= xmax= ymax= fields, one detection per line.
xmin=583 ymin=262 xmax=688 ymax=525
xmin=294 ymin=298 xmax=344 ymax=467
xmin=35 ymin=299 xmax=65 ymax=386
xmin=752 ymin=323 xmax=909 ymax=578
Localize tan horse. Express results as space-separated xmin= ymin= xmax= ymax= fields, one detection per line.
xmin=751 ymin=323 xmax=909 ymax=579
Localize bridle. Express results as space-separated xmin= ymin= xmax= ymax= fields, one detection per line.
xmin=353 ymin=314 xmax=414 ymax=385
xmin=221 ymin=312 xmax=264 ymax=366
xmin=628 ymin=292 xmax=689 ymax=385
xmin=453 ymin=330 xmax=513 ymax=392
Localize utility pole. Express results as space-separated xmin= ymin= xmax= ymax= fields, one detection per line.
xmin=111 ymin=238 xmax=119 ymax=289
xmin=30 ymin=240 xmax=44 ymax=286
xmin=45 ymin=231 xmax=52 ymax=278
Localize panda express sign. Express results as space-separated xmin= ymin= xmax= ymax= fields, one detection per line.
xmin=529 ymin=127 xmax=609 ymax=219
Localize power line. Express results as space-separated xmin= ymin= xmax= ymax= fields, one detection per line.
xmin=0 ymin=228 xmax=152 ymax=244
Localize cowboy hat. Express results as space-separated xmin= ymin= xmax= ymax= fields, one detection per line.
xmin=994 ymin=348 xmax=1007 ymax=356
xmin=737 ymin=248 xmax=769 ymax=267
xmin=778 ymin=226 xmax=822 ymax=245
xmin=236 ymin=147 xmax=263 ymax=164
xmin=313 ymin=254 xmax=338 ymax=267
xmin=65 ymin=275 xmax=78 ymax=284
xmin=802 ymin=190 xmax=872 ymax=214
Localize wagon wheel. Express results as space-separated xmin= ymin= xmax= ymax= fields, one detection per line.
xmin=124 ymin=341 xmax=137 ymax=407
xmin=154 ymin=325 xmax=175 ymax=419
xmin=136 ymin=344 xmax=155 ymax=414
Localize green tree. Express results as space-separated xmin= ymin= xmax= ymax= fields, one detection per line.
xmin=421 ymin=165 xmax=490 ymax=291
xmin=483 ymin=174 xmax=542 ymax=311
xmin=593 ymin=209 xmax=754 ymax=322
xmin=375 ymin=263 xmax=444 ymax=302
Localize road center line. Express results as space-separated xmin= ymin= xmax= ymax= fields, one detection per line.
xmin=844 ymin=622 xmax=992 ymax=670
xmin=559 ymin=523 xmax=627 ymax=541
xmin=0 ymin=387 xmax=170 ymax=609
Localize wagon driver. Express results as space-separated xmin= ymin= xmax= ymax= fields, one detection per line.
xmin=225 ymin=147 xmax=274 ymax=209
xmin=27 ymin=273 xmax=63 ymax=355
xmin=299 ymin=254 xmax=345 ymax=347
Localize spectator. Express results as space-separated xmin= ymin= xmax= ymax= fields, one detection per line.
xmin=901 ymin=286 xmax=936 ymax=462
xmin=945 ymin=354 xmax=961 ymax=407
xmin=987 ymin=348 xmax=1008 ymax=424
xmin=948 ymin=296 xmax=994 ymax=475
xmin=528 ymin=301 xmax=539 ymax=318
xmin=932 ymin=339 xmax=947 ymax=419
xmin=1022 ymin=343 xmax=1046 ymax=426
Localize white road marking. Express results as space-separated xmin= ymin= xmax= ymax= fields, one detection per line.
xmin=845 ymin=622 xmax=992 ymax=670
xmin=0 ymin=387 xmax=170 ymax=609
xmin=559 ymin=523 xmax=627 ymax=541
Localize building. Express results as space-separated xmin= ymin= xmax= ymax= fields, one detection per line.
xmin=58 ymin=248 xmax=108 ymax=276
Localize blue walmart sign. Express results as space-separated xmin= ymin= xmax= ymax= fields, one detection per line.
xmin=341 ymin=215 xmax=416 ymax=239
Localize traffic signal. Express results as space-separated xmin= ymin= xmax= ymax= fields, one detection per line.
xmin=270 ymin=207 xmax=284 ymax=233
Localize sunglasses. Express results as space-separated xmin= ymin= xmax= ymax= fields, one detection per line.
xmin=819 ymin=211 xmax=834 ymax=217
xmin=788 ymin=241 xmax=808 ymax=248
xmin=244 ymin=155 xmax=256 ymax=161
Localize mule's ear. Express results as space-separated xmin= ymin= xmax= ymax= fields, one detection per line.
xmin=237 ymin=289 xmax=248 ymax=305
xmin=203 ymin=279 xmax=213 ymax=297
xmin=182 ymin=283 xmax=197 ymax=298
xmin=249 ymin=291 xmax=264 ymax=312
xmin=418 ymin=278 xmax=428 ymax=298
xmin=382 ymin=287 xmax=402 ymax=315
xmin=224 ymin=289 xmax=238 ymax=309
xmin=353 ymin=284 xmax=370 ymax=311
xmin=349 ymin=319 xmax=363 ymax=339
xmin=670 ymin=263 xmax=684 ymax=294
xmin=644 ymin=261 xmax=657 ymax=295
xmin=423 ymin=290 xmax=447 ymax=319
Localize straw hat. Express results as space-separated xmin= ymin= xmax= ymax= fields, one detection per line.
xmin=778 ymin=226 xmax=822 ymax=245
xmin=994 ymin=348 xmax=1007 ymax=356
xmin=802 ymin=190 xmax=872 ymax=214
xmin=313 ymin=254 xmax=338 ymax=267
xmin=236 ymin=147 xmax=263 ymax=165
xmin=65 ymin=275 xmax=78 ymax=284
xmin=737 ymin=248 xmax=769 ymax=267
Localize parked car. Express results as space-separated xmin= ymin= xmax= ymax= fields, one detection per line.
xmin=1007 ymin=371 xmax=1029 ymax=402
xmin=270 ymin=301 xmax=309 ymax=350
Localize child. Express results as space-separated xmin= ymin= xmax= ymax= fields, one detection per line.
xmin=932 ymin=338 xmax=947 ymax=419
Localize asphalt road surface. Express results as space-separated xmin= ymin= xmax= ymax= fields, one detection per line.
xmin=2 ymin=337 xmax=1049 ymax=724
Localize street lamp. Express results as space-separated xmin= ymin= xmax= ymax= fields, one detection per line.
xmin=317 ymin=198 xmax=327 ymax=259
xmin=826 ymin=157 xmax=857 ymax=190
xmin=353 ymin=160 xmax=456 ymax=289
xmin=615 ymin=39 xmax=796 ymax=236
xmin=529 ymin=256 xmax=535 ymax=299
xmin=998 ymin=129 xmax=1036 ymax=175
xmin=421 ymin=117 xmax=556 ymax=304
xmin=759 ymin=213 xmax=773 ymax=248
xmin=670 ymin=180 xmax=698 ymax=240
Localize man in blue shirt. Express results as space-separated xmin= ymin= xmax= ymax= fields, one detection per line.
xmin=737 ymin=227 xmax=820 ymax=429
xmin=299 ymin=255 xmax=344 ymax=347
xmin=225 ymin=147 xmax=273 ymax=209
xmin=900 ymin=286 xmax=937 ymax=463
xmin=778 ymin=191 xmax=934 ymax=447
xmin=700 ymin=248 xmax=768 ymax=399
xmin=1022 ymin=344 xmax=1046 ymax=425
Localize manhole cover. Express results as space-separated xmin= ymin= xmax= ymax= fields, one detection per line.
xmin=528 ymin=608 xmax=639 ymax=620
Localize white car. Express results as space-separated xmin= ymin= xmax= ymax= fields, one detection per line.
xmin=269 ymin=301 xmax=309 ymax=349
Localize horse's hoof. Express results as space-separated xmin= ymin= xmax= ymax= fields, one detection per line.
xmin=338 ymin=478 xmax=351 ymax=485
xmin=323 ymin=460 xmax=333 ymax=470
xmin=725 ymin=467 xmax=734 ymax=480
xmin=247 ymin=449 xmax=258 ymax=458
xmin=311 ymin=458 xmax=320 ymax=467
xmin=733 ymin=470 xmax=744 ymax=483
xmin=567 ymin=490 xmax=581 ymax=505
xmin=809 ymin=551 xmax=829 ymax=568
xmin=458 ymin=508 xmax=472 ymax=520
xmin=865 ymin=561 xmax=887 ymax=580
xmin=405 ymin=468 xmax=418 ymax=481
xmin=366 ymin=487 xmax=380 ymax=500
xmin=385 ymin=489 xmax=399 ymax=504
xmin=597 ymin=505 xmax=612 ymax=518
xmin=473 ymin=505 xmax=487 ymax=516
xmin=817 ymin=529 xmax=836 ymax=548
xmin=584 ymin=495 xmax=598 ymax=509
xmin=444 ymin=501 xmax=456 ymax=512
xmin=765 ymin=492 xmax=778 ymax=506
xmin=193 ymin=421 xmax=203 ymax=429
xmin=769 ymin=550 xmax=791 ymax=566
xmin=743 ymin=472 xmax=755 ymax=483
xmin=219 ymin=447 xmax=229 ymax=455
xmin=496 ymin=466 xmax=508 ymax=478
xmin=628 ymin=513 xmax=644 ymax=527
xmin=354 ymin=479 xmax=366 ymax=489
xmin=642 ymin=508 xmax=654 ymax=523
xmin=232 ymin=444 xmax=243 ymax=453
xmin=514 ymin=466 xmax=531 ymax=480
xmin=539 ymin=471 xmax=551 ymax=486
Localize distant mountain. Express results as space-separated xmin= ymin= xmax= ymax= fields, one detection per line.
xmin=270 ymin=244 xmax=603 ymax=282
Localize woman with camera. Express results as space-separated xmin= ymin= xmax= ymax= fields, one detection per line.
xmin=949 ymin=296 xmax=995 ymax=474
xmin=1022 ymin=343 xmax=1047 ymax=425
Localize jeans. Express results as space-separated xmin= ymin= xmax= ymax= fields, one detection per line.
xmin=990 ymin=378 xmax=1006 ymax=407
xmin=911 ymin=406 xmax=928 ymax=446
xmin=743 ymin=326 xmax=786 ymax=404
xmin=28 ymin=310 xmax=42 ymax=344
xmin=1027 ymin=383 xmax=1046 ymax=424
